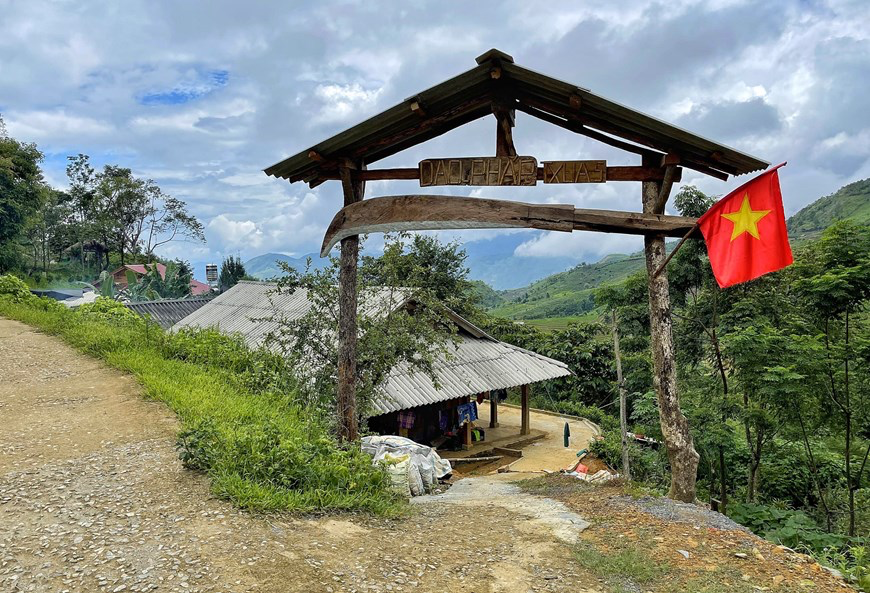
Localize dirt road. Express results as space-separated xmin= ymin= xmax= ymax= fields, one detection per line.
xmin=0 ymin=317 xmax=596 ymax=593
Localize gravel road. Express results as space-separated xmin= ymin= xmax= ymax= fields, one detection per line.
xmin=0 ymin=317 xmax=597 ymax=593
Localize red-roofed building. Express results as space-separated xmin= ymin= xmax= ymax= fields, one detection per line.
xmin=103 ymin=263 xmax=213 ymax=296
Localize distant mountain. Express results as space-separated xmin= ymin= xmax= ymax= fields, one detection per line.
xmin=244 ymin=252 xmax=330 ymax=279
xmin=461 ymin=233 xmax=577 ymax=290
xmin=244 ymin=232 xmax=578 ymax=290
xmin=788 ymin=178 xmax=870 ymax=236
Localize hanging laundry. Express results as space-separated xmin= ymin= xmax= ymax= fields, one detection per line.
xmin=456 ymin=402 xmax=479 ymax=425
xmin=398 ymin=410 xmax=416 ymax=429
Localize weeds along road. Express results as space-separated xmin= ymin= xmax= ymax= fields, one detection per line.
xmin=0 ymin=317 xmax=594 ymax=593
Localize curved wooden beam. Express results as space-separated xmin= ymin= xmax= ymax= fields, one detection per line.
xmin=320 ymin=195 xmax=698 ymax=256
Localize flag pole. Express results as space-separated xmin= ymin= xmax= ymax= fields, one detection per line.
xmin=651 ymin=222 xmax=701 ymax=279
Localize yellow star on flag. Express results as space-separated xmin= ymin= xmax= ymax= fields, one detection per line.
xmin=721 ymin=194 xmax=771 ymax=241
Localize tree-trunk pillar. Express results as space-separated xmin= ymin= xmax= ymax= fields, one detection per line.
xmin=338 ymin=161 xmax=365 ymax=442
xmin=520 ymin=384 xmax=530 ymax=435
xmin=612 ymin=308 xmax=632 ymax=481
xmin=488 ymin=390 xmax=499 ymax=428
xmin=642 ymin=155 xmax=699 ymax=502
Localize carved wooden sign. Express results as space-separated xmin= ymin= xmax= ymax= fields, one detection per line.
xmin=419 ymin=156 xmax=537 ymax=187
xmin=542 ymin=160 xmax=606 ymax=184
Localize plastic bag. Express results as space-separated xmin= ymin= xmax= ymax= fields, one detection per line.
xmin=381 ymin=453 xmax=412 ymax=497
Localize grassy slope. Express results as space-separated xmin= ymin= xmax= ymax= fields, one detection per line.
xmin=490 ymin=178 xmax=870 ymax=323
xmin=0 ymin=297 xmax=399 ymax=515
xmin=489 ymin=253 xmax=644 ymax=320
xmin=788 ymin=178 xmax=870 ymax=236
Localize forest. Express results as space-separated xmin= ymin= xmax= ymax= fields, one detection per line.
xmin=479 ymin=187 xmax=869 ymax=582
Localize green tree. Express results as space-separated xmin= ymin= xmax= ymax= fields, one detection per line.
xmin=0 ymin=117 xmax=44 ymax=272
xmin=360 ymin=234 xmax=477 ymax=316
xmin=219 ymin=255 xmax=248 ymax=292
xmin=792 ymin=220 xmax=870 ymax=535
xmin=266 ymin=240 xmax=456 ymax=432
xmin=66 ymin=154 xmax=98 ymax=273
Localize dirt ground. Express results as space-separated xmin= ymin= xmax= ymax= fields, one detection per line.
xmin=473 ymin=403 xmax=600 ymax=473
xmin=0 ymin=317 xmax=855 ymax=593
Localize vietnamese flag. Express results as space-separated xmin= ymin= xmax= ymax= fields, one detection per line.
xmin=697 ymin=163 xmax=793 ymax=288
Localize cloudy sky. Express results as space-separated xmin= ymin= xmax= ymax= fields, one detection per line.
xmin=3 ymin=0 xmax=869 ymax=270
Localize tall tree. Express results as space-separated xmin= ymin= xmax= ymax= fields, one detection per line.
xmin=66 ymin=154 xmax=98 ymax=273
xmin=793 ymin=220 xmax=870 ymax=535
xmin=219 ymin=255 xmax=248 ymax=292
xmin=360 ymin=234 xmax=477 ymax=316
xmin=142 ymin=190 xmax=205 ymax=261
xmin=0 ymin=117 xmax=44 ymax=272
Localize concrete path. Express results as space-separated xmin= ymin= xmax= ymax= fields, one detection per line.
xmin=475 ymin=402 xmax=600 ymax=472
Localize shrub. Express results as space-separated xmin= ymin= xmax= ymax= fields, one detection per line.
xmin=589 ymin=427 xmax=669 ymax=488
xmin=549 ymin=400 xmax=620 ymax=432
xmin=75 ymin=297 xmax=142 ymax=323
xmin=728 ymin=502 xmax=860 ymax=553
xmin=0 ymin=274 xmax=32 ymax=301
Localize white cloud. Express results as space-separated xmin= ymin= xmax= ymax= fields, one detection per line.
xmin=311 ymin=83 xmax=383 ymax=124
xmin=219 ymin=172 xmax=273 ymax=186
xmin=1 ymin=0 xmax=868 ymax=272
xmin=515 ymin=232 xmax=642 ymax=261
xmin=206 ymin=215 xmax=262 ymax=251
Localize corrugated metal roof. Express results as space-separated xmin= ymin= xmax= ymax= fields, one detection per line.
xmin=173 ymin=281 xmax=571 ymax=415
xmin=265 ymin=49 xmax=768 ymax=184
xmin=372 ymin=336 xmax=570 ymax=415
xmin=127 ymin=298 xmax=213 ymax=329
xmin=172 ymin=281 xmax=410 ymax=348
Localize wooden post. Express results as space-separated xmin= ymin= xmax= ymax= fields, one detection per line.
xmin=337 ymin=160 xmax=365 ymax=442
xmin=488 ymin=390 xmax=498 ymax=428
xmin=611 ymin=308 xmax=631 ymax=481
xmin=520 ymin=384 xmax=530 ymax=435
xmin=641 ymin=154 xmax=699 ymax=502
xmin=493 ymin=104 xmax=517 ymax=157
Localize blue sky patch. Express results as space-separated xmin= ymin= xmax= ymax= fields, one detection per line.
xmin=139 ymin=69 xmax=229 ymax=106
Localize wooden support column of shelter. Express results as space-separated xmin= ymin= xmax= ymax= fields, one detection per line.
xmin=520 ymin=384 xmax=530 ymax=436
xmin=641 ymin=154 xmax=700 ymax=501
xmin=337 ymin=160 xmax=365 ymax=442
xmin=488 ymin=390 xmax=499 ymax=428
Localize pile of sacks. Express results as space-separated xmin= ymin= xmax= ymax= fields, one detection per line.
xmin=361 ymin=435 xmax=452 ymax=497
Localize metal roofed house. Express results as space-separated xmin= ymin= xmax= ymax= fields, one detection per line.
xmin=125 ymin=298 xmax=213 ymax=329
xmin=99 ymin=263 xmax=213 ymax=296
xmin=173 ymin=281 xmax=571 ymax=448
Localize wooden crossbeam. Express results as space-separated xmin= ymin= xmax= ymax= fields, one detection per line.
xmin=320 ymin=194 xmax=698 ymax=256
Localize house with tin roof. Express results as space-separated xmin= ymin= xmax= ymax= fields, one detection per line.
xmin=173 ymin=281 xmax=571 ymax=448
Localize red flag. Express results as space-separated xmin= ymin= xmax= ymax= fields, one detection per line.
xmin=697 ymin=163 xmax=793 ymax=288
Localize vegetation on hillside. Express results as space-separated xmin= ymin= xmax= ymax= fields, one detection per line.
xmin=788 ymin=178 xmax=870 ymax=235
xmin=489 ymin=253 xmax=644 ymax=319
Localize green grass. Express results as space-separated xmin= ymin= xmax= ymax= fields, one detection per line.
xmin=0 ymin=294 xmax=401 ymax=515
xmin=574 ymin=541 xmax=668 ymax=593
xmin=520 ymin=314 xmax=599 ymax=332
